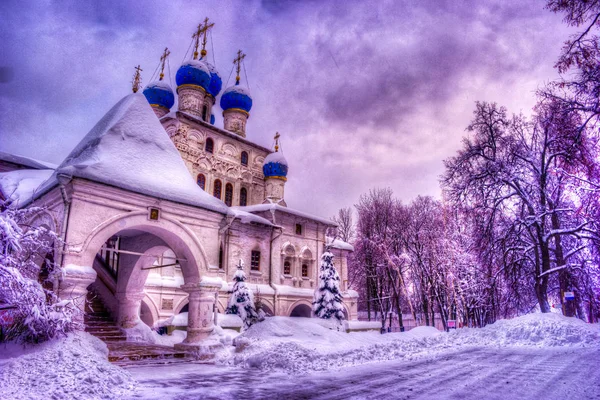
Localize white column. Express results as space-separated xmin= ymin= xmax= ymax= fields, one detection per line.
xmin=176 ymin=281 xmax=221 ymax=349
xmin=116 ymin=291 xmax=145 ymax=328
xmin=58 ymin=265 xmax=97 ymax=326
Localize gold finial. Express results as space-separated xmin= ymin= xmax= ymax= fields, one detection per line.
xmin=159 ymin=47 xmax=170 ymax=81
xmin=192 ymin=18 xmax=215 ymax=60
xmin=274 ymin=132 xmax=280 ymax=152
xmin=132 ymin=65 xmax=143 ymax=93
xmin=233 ymin=49 xmax=246 ymax=84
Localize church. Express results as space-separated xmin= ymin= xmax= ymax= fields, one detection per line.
xmin=0 ymin=19 xmax=357 ymax=348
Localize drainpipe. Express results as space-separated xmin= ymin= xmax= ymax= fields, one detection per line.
xmin=57 ymin=174 xmax=73 ymax=294
xmin=269 ymin=225 xmax=283 ymax=314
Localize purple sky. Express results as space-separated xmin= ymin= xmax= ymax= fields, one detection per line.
xmin=0 ymin=0 xmax=575 ymax=218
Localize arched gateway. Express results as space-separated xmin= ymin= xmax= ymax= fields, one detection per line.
xmin=60 ymin=212 xmax=221 ymax=348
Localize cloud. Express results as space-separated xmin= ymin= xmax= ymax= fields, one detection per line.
xmin=0 ymin=0 xmax=576 ymax=218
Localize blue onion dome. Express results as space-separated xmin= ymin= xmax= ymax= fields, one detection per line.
xmin=210 ymin=113 xmax=215 ymax=125
xmin=142 ymin=80 xmax=175 ymax=110
xmin=220 ymin=82 xmax=253 ymax=113
xmin=263 ymin=151 xmax=288 ymax=179
xmin=202 ymin=59 xmax=222 ymax=97
xmin=175 ymin=60 xmax=211 ymax=90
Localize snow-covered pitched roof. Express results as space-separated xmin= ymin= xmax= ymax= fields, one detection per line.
xmin=329 ymin=238 xmax=354 ymax=252
xmin=34 ymin=93 xmax=229 ymax=214
xmin=233 ymin=203 xmax=337 ymax=227
xmin=0 ymin=151 xmax=57 ymax=170
xmin=0 ymin=169 xmax=54 ymax=208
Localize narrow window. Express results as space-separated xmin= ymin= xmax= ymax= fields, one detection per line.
xmin=241 ymin=151 xmax=248 ymax=166
xmin=251 ymin=250 xmax=260 ymax=271
xmin=284 ymin=261 xmax=291 ymax=275
xmin=205 ymin=138 xmax=214 ymax=153
xmin=202 ymin=104 xmax=209 ymax=122
xmin=197 ymin=174 xmax=206 ymax=190
xmin=213 ymin=179 xmax=222 ymax=199
xmin=225 ymin=183 xmax=233 ymax=207
xmin=219 ymin=245 xmax=223 ymax=269
xmin=295 ymin=223 xmax=303 ymax=236
xmin=302 ymin=264 xmax=309 ymax=277
xmin=240 ymin=187 xmax=248 ymax=207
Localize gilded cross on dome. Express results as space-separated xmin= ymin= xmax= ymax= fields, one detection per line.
xmin=193 ymin=17 xmax=215 ymax=59
xmin=274 ymin=132 xmax=281 ymax=152
xmin=233 ymin=49 xmax=246 ymax=84
xmin=131 ymin=65 xmax=143 ymax=93
xmin=159 ymin=48 xmax=170 ymax=81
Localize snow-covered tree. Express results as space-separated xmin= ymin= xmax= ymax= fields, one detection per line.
xmin=0 ymin=204 xmax=80 ymax=343
xmin=313 ymin=250 xmax=345 ymax=321
xmin=226 ymin=259 xmax=259 ymax=329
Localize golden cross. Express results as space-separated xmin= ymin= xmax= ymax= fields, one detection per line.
xmin=132 ymin=65 xmax=143 ymax=93
xmin=233 ymin=49 xmax=246 ymax=83
xmin=159 ymin=47 xmax=170 ymax=80
xmin=274 ymin=132 xmax=280 ymax=152
xmin=192 ymin=18 xmax=215 ymax=59
xmin=200 ymin=17 xmax=214 ymax=58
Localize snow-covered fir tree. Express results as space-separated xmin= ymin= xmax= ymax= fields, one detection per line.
xmin=0 ymin=203 xmax=80 ymax=343
xmin=313 ymin=249 xmax=345 ymax=321
xmin=226 ymin=259 xmax=259 ymax=329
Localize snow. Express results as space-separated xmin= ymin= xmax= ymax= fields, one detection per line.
xmin=0 ymin=331 xmax=135 ymax=399
xmin=344 ymin=320 xmax=381 ymax=331
xmin=230 ymin=208 xmax=274 ymax=226
xmin=234 ymin=203 xmax=337 ymax=226
xmin=219 ymin=313 xmax=600 ymax=373
xmin=222 ymin=84 xmax=251 ymax=98
xmin=33 ymin=94 xmax=229 ymax=214
xmin=263 ymin=151 xmax=288 ymax=166
xmin=144 ymin=80 xmax=172 ymax=91
xmin=0 ymin=169 xmax=54 ymax=208
xmin=329 ymin=238 xmax=354 ymax=251
xmin=0 ymin=151 xmax=57 ymax=170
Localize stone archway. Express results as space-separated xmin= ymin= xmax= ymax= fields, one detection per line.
xmin=59 ymin=212 xmax=220 ymax=347
xmin=290 ymin=304 xmax=312 ymax=318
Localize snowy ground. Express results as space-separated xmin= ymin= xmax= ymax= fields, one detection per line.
xmin=1 ymin=314 xmax=598 ymax=399
xmin=127 ymin=346 xmax=600 ymax=400
xmin=125 ymin=313 xmax=599 ymax=399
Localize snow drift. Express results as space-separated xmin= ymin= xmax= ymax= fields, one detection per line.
xmin=0 ymin=332 xmax=135 ymax=399
xmin=222 ymin=313 xmax=600 ymax=373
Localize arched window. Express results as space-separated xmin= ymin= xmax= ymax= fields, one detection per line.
xmin=302 ymin=264 xmax=309 ymax=277
xmin=205 ymin=138 xmax=214 ymax=153
xmin=196 ymin=174 xmax=206 ymax=190
xmin=213 ymin=179 xmax=222 ymax=199
xmin=239 ymin=187 xmax=248 ymax=207
xmin=202 ymin=104 xmax=209 ymax=122
xmin=241 ymin=151 xmax=248 ymax=166
xmin=225 ymin=183 xmax=233 ymax=207
xmin=284 ymin=261 xmax=291 ymax=275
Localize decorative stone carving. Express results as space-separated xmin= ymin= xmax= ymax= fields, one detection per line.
xmin=223 ymin=109 xmax=248 ymax=137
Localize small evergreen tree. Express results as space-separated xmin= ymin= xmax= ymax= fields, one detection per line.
xmin=313 ymin=249 xmax=345 ymax=321
xmin=226 ymin=259 xmax=259 ymax=329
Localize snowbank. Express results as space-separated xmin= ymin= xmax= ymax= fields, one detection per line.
xmin=221 ymin=313 xmax=599 ymax=373
xmin=0 ymin=331 xmax=135 ymax=399
xmin=444 ymin=312 xmax=600 ymax=348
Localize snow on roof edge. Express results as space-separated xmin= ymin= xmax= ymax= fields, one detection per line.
xmin=0 ymin=151 xmax=57 ymax=170
xmin=233 ymin=203 xmax=337 ymax=227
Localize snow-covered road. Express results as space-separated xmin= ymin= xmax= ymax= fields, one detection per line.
xmin=126 ymin=346 xmax=600 ymax=400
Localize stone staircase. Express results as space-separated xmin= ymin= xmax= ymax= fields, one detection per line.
xmin=84 ymin=291 xmax=193 ymax=367
xmin=85 ymin=292 xmax=127 ymax=343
